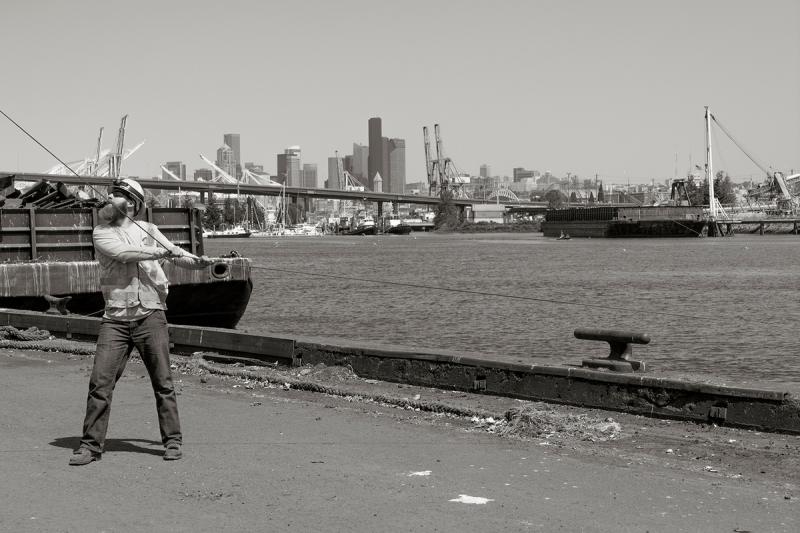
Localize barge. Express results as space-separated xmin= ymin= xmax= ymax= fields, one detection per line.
xmin=0 ymin=205 xmax=252 ymax=328
xmin=541 ymin=205 xmax=708 ymax=238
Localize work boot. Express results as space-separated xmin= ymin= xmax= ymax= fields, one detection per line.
xmin=68 ymin=447 xmax=101 ymax=466
xmin=163 ymin=442 xmax=182 ymax=461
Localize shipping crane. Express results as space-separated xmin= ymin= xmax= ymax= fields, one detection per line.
xmin=426 ymin=123 xmax=470 ymax=198
xmin=159 ymin=165 xmax=183 ymax=181
xmin=45 ymin=117 xmax=143 ymax=177
xmin=241 ymin=166 xmax=283 ymax=187
xmin=334 ymin=150 xmax=365 ymax=191
xmin=423 ymin=126 xmax=438 ymax=196
xmin=198 ymin=153 xmax=239 ymax=184
xmin=84 ymin=127 xmax=104 ymax=176
xmin=107 ymin=115 xmax=127 ymax=178
xmin=94 ymin=141 xmax=144 ymax=177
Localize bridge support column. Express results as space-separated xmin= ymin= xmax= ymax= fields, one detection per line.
xmin=760 ymin=222 xmax=765 ymax=235
xmin=377 ymin=202 xmax=383 ymax=218
xmin=794 ymin=221 xmax=798 ymax=235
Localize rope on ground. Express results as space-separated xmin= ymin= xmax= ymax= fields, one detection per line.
xmin=0 ymin=325 xmax=95 ymax=354
xmin=188 ymin=354 xmax=497 ymax=420
xmin=0 ymin=325 xmax=51 ymax=341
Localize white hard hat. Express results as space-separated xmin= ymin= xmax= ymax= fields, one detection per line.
xmin=111 ymin=178 xmax=145 ymax=214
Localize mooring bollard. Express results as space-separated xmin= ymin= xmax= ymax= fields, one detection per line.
xmin=43 ymin=295 xmax=72 ymax=315
xmin=574 ymin=328 xmax=650 ymax=372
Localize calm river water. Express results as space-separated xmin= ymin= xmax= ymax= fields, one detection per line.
xmin=205 ymin=233 xmax=800 ymax=394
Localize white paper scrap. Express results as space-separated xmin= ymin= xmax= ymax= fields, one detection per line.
xmin=449 ymin=495 xmax=494 ymax=504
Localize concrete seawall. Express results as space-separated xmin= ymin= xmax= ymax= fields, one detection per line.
xmin=2 ymin=308 xmax=798 ymax=435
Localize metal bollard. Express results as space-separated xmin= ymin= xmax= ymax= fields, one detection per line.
xmin=574 ymin=328 xmax=650 ymax=372
xmin=43 ymin=295 xmax=72 ymax=315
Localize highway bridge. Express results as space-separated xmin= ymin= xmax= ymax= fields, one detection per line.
xmin=0 ymin=171 xmax=545 ymax=211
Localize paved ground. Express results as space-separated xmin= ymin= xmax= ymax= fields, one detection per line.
xmin=0 ymin=348 xmax=798 ymax=532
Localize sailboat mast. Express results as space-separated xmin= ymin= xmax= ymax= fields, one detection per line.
xmin=705 ymin=106 xmax=716 ymax=219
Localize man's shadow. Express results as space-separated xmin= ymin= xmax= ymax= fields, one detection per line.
xmin=50 ymin=436 xmax=164 ymax=456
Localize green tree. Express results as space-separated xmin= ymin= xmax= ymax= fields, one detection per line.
xmin=544 ymin=189 xmax=567 ymax=209
xmin=588 ymin=191 xmax=595 ymax=204
xmin=685 ymin=171 xmax=736 ymax=205
xmin=203 ymin=202 xmax=222 ymax=229
xmin=714 ymin=171 xmax=736 ymax=204
xmin=286 ymin=204 xmax=302 ymax=225
xmin=434 ymin=189 xmax=460 ymax=229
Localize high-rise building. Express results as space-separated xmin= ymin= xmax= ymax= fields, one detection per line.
xmin=480 ymin=164 xmax=491 ymax=178
xmin=352 ymin=143 xmax=368 ymax=183
xmin=513 ymin=167 xmax=538 ymax=182
xmin=368 ymin=117 xmax=384 ymax=191
xmin=215 ymin=144 xmax=235 ymax=180
xmin=194 ymin=168 xmax=213 ymax=182
xmin=302 ymin=164 xmax=318 ymax=188
xmin=387 ymin=138 xmax=405 ymax=194
xmin=277 ymin=146 xmax=301 ymax=187
xmin=163 ymin=161 xmax=186 ymax=181
xmin=327 ymin=157 xmax=340 ymax=189
xmin=223 ymin=133 xmax=241 ymax=179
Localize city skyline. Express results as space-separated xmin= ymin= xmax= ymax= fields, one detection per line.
xmin=1 ymin=0 xmax=797 ymax=186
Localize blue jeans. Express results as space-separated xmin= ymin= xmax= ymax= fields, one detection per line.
xmin=78 ymin=310 xmax=181 ymax=453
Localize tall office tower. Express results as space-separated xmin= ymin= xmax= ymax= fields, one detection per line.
xmin=343 ymin=155 xmax=353 ymax=175
xmin=352 ymin=143 xmax=368 ymax=182
xmin=302 ymin=164 xmax=318 ymax=188
xmin=277 ymin=146 xmax=302 ymax=187
xmin=387 ymin=138 xmax=406 ymax=194
xmin=327 ymin=157 xmax=340 ymax=189
xmin=368 ymin=117 xmax=385 ymax=191
xmin=163 ymin=161 xmax=186 ymax=180
xmin=223 ymin=133 xmax=241 ymax=179
xmin=194 ymin=168 xmax=213 ymax=182
xmin=480 ymin=164 xmax=491 ymax=178
xmin=216 ymin=144 xmax=236 ymax=179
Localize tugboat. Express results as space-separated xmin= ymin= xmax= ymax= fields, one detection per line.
xmin=342 ymin=215 xmax=377 ymax=236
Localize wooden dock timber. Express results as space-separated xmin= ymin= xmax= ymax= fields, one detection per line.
xmin=713 ymin=219 xmax=800 ymax=235
xmin=2 ymin=308 xmax=798 ymax=435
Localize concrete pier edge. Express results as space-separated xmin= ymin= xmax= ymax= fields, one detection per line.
xmin=2 ymin=308 xmax=798 ymax=434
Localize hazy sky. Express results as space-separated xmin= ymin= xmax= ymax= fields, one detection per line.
xmin=1 ymin=0 xmax=798 ymax=185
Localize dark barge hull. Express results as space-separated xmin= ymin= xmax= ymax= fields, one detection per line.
xmin=384 ymin=224 xmax=413 ymax=235
xmin=0 ymin=206 xmax=253 ymax=328
xmin=542 ymin=206 xmax=708 ymax=238
xmin=542 ymin=219 xmax=708 ymax=238
xmin=342 ymin=226 xmax=377 ymax=236
xmin=0 ymin=279 xmax=252 ymax=329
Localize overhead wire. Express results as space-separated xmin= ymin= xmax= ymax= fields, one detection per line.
xmin=0 ymin=108 xmax=176 ymax=252
xmin=247 ymin=264 xmax=710 ymax=320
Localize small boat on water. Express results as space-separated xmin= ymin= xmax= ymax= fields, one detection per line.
xmin=383 ymin=215 xmax=413 ymax=235
xmin=342 ymin=215 xmax=377 ymax=236
xmin=385 ymin=224 xmax=412 ymax=235
xmin=203 ymin=225 xmax=252 ymax=238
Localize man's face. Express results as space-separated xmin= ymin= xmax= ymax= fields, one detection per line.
xmin=110 ymin=192 xmax=136 ymax=215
